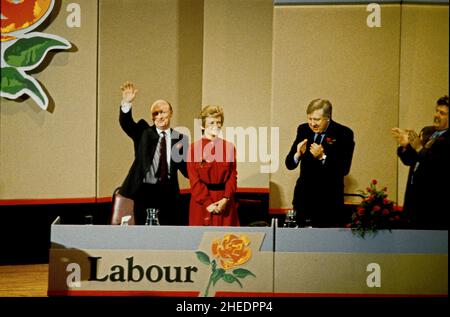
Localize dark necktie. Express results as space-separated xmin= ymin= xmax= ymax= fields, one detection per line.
xmin=158 ymin=131 xmax=169 ymax=183
xmin=314 ymin=133 xmax=323 ymax=144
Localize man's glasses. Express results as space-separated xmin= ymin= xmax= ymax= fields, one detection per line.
xmin=152 ymin=110 xmax=170 ymax=118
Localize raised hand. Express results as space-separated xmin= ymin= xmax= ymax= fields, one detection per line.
xmin=121 ymin=81 xmax=138 ymax=104
xmin=408 ymin=130 xmax=422 ymax=152
xmin=296 ymin=139 xmax=308 ymax=157
xmin=391 ymin=127 xmax=409 ymax=147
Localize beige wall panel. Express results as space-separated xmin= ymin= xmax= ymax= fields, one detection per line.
xmin=3 ymin=1 xmax=445 ymax=205
xmin=397 ymin=5 xmax=449 ymax=205
xmin=202 ymin=0 xmax=273 ymax=188
xmin=0 ymin=0 xmax=97 ymax=199
xmin=175 ymin=0 xmax=205 ymax=191
xmin=271 ymin=5 xmax=401 ymax=209
xmin=97 ymin=0 xmax=203 ymax=197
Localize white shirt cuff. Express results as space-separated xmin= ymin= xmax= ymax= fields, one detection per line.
xmin=121 ymin=101 xmax=132 ymax=113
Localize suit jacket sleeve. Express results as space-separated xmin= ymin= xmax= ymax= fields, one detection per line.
xmin=285 ymin=125 xmax=303 ymax=170
xmin=397 ymin=145 xmax=418 ymax=166
xmin=416 ymin=132 xmax=449 ymax=168
xmin=119 ymin=107 xmax=139 ymax=141
xmin=119 ymin=107 xmax=151 ymax=155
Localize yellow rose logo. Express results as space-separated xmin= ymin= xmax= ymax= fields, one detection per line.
xmin=1 ymin=0 xmax=53 ymax=41
xmin=1 ymin=0 xmax=71 ymax=110
xmin=211 ymin=234 xmax=252 ymax=269
xmin=196 ymin=234 xmax=255 ymax=297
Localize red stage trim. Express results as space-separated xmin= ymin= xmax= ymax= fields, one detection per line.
xmin=270 ymin=293 xmax=448 ymax=298
xmin=214 ymin=291 xmax=275 ymax=297
xmin=180 ymin=188 xmax=191 ymax=195
xmin=47 ymin=290 xmax=200 ymax=297
xmin=0 ymin=197 xmax=97 ymax=206
xmin=236 ymin=188 xmax=269 ymax=193
xmin=269 ymin=208 xmax=289 ymax=215
xmin=0 ymin=188 xmax=270 ymax=206
xmin=96 ymin=196 xmax=113 ymax=203
xmin=47 ymin=290 xmax=447 ymax=297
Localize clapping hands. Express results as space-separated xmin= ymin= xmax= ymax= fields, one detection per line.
xmin=391 ymin=127 xmax=423 ymax=152
xmin=295 ymin=139 xmax=308 ymax=158
xmin=391 ymin=128 xmax=410 ymax=147
xmin=310 ymin=143 xmax=324 ymax=159
xmin=296 ymin=138 xmax=324 ymax=159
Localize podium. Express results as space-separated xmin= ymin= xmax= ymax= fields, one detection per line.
xmin=48 ymin=217 xmax=274 ymax=296
xmin=48 ymin=218 xmax=447 ymax=297
xmin=274 ymin=228 xmax=448 ymax=296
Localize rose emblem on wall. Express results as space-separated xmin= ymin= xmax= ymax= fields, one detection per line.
xmin=196 ymin=234 xmax=256 ymax=297
xmin=1 ymin=0 xmax=71 ymax=110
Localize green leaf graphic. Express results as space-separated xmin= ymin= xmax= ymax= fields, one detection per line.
xmin=1 ymin=67 xmax=45 ymax=105
xmin=4 ymin=36 xmax=70 ymax=68
xmin=211 ymin=268 xmax=225 ymax=286
xmin=222 ymin=273 xmax=243 ymax=288
xmin=232 ymin=268 xmax=256 ymax=279
xmin=195 ymin=251 xmax=211 ymax=265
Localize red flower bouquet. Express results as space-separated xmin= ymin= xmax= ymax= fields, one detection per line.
xmin=349 ymin=179 xmax=404 ymax=238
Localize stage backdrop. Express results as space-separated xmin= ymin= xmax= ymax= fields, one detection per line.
xmin=0 ymin=0 xmax=448 ymax=213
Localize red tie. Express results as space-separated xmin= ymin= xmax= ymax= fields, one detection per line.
xmin=158 ymin=131 xmax=169 ymax=183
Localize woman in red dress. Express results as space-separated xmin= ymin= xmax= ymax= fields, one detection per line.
xmin=187 ymin=105 xmax=239 ymax=226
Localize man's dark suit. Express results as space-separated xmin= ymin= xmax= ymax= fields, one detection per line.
xmin=119 ymin=108 xmax=188 ymax=225
xmin=397 ymin=129 xmax=449 ymax=229
xmin=285 ymin=120 xmax=355 ymax=227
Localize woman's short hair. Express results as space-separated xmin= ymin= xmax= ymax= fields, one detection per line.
xmin=306 ymin=98 xmax=332 ymax=119
xmin=200 ymin=105 xmax=224 ymax=127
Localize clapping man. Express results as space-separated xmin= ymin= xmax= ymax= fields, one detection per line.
xmin=286 ymin=99 xmax=355 ymax=227
xmin=392 ymin=95 xmax=449 ymax=229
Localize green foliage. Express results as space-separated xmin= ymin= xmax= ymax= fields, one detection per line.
xmin=196 ymin=251 xmax=256 ymax=296
xmin=211 ymin=268 xmax=225 ymax=286
xmin=195 ymin=251 xmax=211 ymax=265
xmin=222 ymin=274 xmax=243 ymax=288
xmin=4 ymin=37 xmax=70 ymax=68
xmin=233 ymin=268 xmax=256 ymax=278
xmin=349 ymin=179 xmax=405 ymax=238
xmin=1 ymin=33 xmax=71 ymax=109
xmin=0 ymin=67 xmax=45 ymax=104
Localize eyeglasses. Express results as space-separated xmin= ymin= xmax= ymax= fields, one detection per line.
xmin=152 ymin=110 xmax=170 ymax=117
